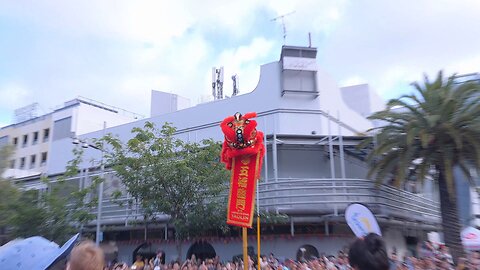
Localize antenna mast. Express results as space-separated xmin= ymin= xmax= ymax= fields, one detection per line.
xmin=232 ymin=74 xmax=239 ymax=96
xmin=271 ymin=11 xmax=296 ymax=44
xmin=212 ymin=67 xmax=224 ymax=100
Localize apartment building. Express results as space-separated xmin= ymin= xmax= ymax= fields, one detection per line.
xmin=0 ymin=97 xmax=142 ymax=180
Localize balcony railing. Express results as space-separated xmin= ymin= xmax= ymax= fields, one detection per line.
xmin=73 ymin=172 xmax=440 ymax=228
xmin=258 ymin=178 xmax=440 ymax=225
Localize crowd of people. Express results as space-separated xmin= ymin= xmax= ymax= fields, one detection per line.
xmin=1 ymin=233 xmax=480 ymax=269
xmin=104 ymin=237 xmax=480 ymax=270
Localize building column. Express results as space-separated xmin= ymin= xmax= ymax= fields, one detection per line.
xmin=272 ymin=115 xmax=278 ymax=182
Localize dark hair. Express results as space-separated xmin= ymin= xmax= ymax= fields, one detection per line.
xmin=348 ymin=233 xmax=389 ymax=270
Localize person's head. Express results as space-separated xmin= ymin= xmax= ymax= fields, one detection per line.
xmin=136 ymin=255 xmax=143 ymax=262
xmin=425 ymin=257 xmax=435 ymax=268
xmin=439 ymin=257 xmax=451 ymax=268
xmin=67 ymin=240 xmax=105 ymax=270
xmin=390 ymin=252 xmax=397 ymax=261
xmin=397 ymin=262 xmax=408 ymax=270
xmin=114 ymin=263 xmax=126 ymax=270
xmin=425 ymin=241 xmax=433 ymax=249
xmin=348 ymin=233 xmax=389 ymax=270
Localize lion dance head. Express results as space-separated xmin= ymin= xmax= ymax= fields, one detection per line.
xmin=220 ymin=112 xmax=265 ymax=171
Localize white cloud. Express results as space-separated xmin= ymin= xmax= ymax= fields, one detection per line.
xmin=214 ymin=37 xmax=276 ymax=96
xmin=320 ymin=0 xmax=480 ymax=98
xmin=0 ymin=83 xmax=31 ymax=110
xmin=0 ymin=1 xmax=265 ymax=43
xmin=264 ymin=0 xmax=349 ymax=43
xmin=1 ymin=0 xmax=479 ymax=125
xmin=447 ymin=54 xmax=480 ymax=76
xmin=0 ymin=1 xmax=192 ymax=43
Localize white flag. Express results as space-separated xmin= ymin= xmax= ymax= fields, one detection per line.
xmin=345 ymin=203 xmax=382 ymax=237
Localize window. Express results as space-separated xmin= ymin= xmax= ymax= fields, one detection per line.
xmin=43 ymin=128 xmax=50 ymax=142
xmin=52 ymin=117 xmax=72 ymax=141
xmin=41 ymin=152 xmax=48 ymax=166
xmin=22 ymin=134 xmax=28 ymax=147
xmin=9 ymin=159 xmax=15 ymax=169
xmin=30 ymin=154 xmax=36 ymax=169
xmin=13 ymin=137 xmax=18 ymax=146
xmin=33 ymin=131 xmax=39 ymax=145
xmin=20 ymin=157 xmax=26 ymax=169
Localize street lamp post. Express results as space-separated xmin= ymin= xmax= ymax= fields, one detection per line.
xmin=72 ymin=121 xmax=106 ymax=246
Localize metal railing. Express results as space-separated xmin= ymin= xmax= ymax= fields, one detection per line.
xmin=257 ymin=178 xmax=440 ymax=224
xmin=70 ymin=172 xmax=440 ymax=228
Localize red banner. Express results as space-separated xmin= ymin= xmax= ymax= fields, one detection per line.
xmin=226 ymin=153 xmax=261 ymax=228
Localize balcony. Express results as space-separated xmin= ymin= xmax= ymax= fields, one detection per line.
xmin=257 ymin=178 xmax=440 ymax=226
xmin=77 ymin=172 xmax=440 ymax=229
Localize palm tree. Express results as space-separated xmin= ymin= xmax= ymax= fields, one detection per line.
xmin=365 ymin=71 xmax=480 ymax=262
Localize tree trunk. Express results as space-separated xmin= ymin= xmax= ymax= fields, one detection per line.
xmin=438 ymin=169 xmax=464 ymax=263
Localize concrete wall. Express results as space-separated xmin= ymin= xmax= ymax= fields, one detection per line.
xmin=340 ymin=84 xmax=384 ymax=119
xmin=276 ymin=146 xmax=368 ymax=180
xmin=150 ymin=90 xmax=192 ymax=118
xmin=75 ymin=102 xmax=137 ymax=136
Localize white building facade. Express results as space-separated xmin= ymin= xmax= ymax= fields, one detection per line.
xmin=20 ymin=46 xmax=441 ymax=263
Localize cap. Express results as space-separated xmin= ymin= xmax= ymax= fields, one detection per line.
xmin=0 ymin=233 xmax=79 ymax=270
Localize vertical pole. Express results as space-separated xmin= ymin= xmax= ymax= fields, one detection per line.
xmin=327 ymin=113 xmax=335 ymax=179
xmin=125 ymin=193 xmax=129 ymax=227
xmin=256 ymin=117 xmax=268 ymax=268
xmin=79 ymin=168 xmax=84 ymax=190
xmin=337 ymin=111 xmax=346 ymax=179
xmin=96 ymin=177 xmax=104 ymax=245
xmin=272 ymin=116 xmax=278 ymax=182
xmin=257 ymin=215 xmax=261 ymax=268
xmin=256 ymin=161 xmax=261 ymax=268
xmin=263 ymin=117 xmax=268 ymax=182
xmin=243 ymin=227 xmax=248 ymax=270
xmin=96 ymin=121 xmax=106 ymax=246
xmin=290 ymin=218 xmax=295 ymax=236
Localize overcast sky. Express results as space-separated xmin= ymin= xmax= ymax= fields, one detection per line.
xmin=1 ymin=0 xmax=479 ymax=126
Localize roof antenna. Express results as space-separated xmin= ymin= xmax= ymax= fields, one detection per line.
xmin=308 ymin=32 xmax=312 ymax=47
xmin=271 ymin=11 xmax=296 ymax=44
xmin=232 ymin=74 xmax=239 ymax=96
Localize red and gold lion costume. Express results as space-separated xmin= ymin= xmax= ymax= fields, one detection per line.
xmin=220 ymin=112 xmax=265 ymax=171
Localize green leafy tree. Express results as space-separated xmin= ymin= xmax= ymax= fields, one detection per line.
xmin=0 ymin=144 xmax=13 ymax=174
xmin=4 ymin=146 xmax=99 ymax=243
xmin=364 ymin=71 xmax=480 ymax=261
xmin=102 ymin=121 xmax=229 ymax=256
xmin=0 ymin=145 xmax=19 ymax=243
xmin=0 ymin=145 xmax=20 ymax=245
